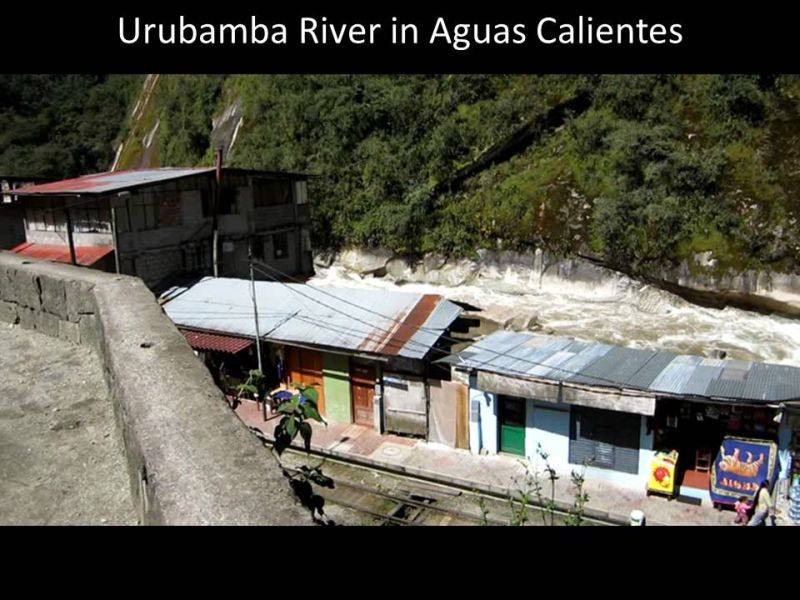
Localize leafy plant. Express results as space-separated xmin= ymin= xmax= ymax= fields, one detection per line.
xmin=235 ymin=368 xmax=268 ymax=400
xmin=272 ymin=383 xmax=327 ymax=456
xmin=246 ymin=382 xmax=331 ymax=524
xmin=564 ymin=467 xmax=590 ymax=526
xmin=495 ymin=443 xmax=590 ymax=526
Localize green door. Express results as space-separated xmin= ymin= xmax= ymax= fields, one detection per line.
xmin=500 ymin=397 xmax=526 ymax=456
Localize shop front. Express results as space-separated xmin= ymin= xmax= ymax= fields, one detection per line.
xmin=650 ymin=398 xmax=780 ymax=501
xmin=787 ymin=408 xmax=800 ymax=487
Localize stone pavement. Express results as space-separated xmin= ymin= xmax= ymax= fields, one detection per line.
xmin=234 ymin=400 xmax=797 ymax=526
xmin=0 ymin=325 xmax=136 ymax=525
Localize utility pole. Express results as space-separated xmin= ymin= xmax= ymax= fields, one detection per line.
xmin=249 ymin=239 xmax=263 ymax=374
xmin=64 ymin=201 xmax=77 ymax=266
xmin=212 ymin=147 xmax=223 ymax=277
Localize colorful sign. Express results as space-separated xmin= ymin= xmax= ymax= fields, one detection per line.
xmin=648 ymin=450 xmax=679 ymax=496
xmin=710 ymin=436 xmax=778 ymax=505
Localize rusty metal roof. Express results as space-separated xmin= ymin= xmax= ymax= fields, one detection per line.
xmin=13 ymin=168 xmax=215 ymax=195
xmin=163 ymin=277 xmax=462 ymax=360
xmin=12 ymin=167 xmax=311 ymax=197
xmin=450 ymin=330 xmax=800 ymax=404
xmin=11 ymin=242 xmax=113 ymax=266
xmin=181 ymin=329 xmax=253 ymax=355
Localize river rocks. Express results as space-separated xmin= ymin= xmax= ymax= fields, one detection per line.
xmin=385 ymin=254 xmax=479 ymax=287
xmin=319 ymin=246 xmax=800 ymax=318
xmin=336 ymin=247 xmax=393 ymax=276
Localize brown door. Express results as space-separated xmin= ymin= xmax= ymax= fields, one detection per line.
xmin=285 ymin=346 xmax=325 ymax=415
xmin=350 ymin=360 xmax=375 ymax=428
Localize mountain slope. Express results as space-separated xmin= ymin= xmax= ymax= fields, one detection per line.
xmin=3 ymin=74 xmax=800 ymax=281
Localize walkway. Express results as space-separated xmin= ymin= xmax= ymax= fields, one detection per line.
xmin=232 ymin=400 xmax=784 ymax=526
xmin=0 ymin=325 xmax=136 ymax=525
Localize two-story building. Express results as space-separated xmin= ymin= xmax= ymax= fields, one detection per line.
xmin=10 ymin=166 xmax=313 ymax=289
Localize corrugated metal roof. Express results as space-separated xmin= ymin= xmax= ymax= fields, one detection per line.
xmin=181 ymin=329 xmax=253 ymax=354
xmin=11 ymin=242 xmax=113 ymax=266
xmin=452 ymin=330 xmax=800 ymax=404
xmin=163 ymin=277 xmax=462 ymax=360
xmin=13 ymin=168 xmax=215 ymax=195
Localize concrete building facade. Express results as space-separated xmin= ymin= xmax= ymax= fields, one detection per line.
xmin=12 ymin=167 xmax=313 ymax=290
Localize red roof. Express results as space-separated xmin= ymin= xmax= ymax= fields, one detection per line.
xmin=181 ymin=329 xmax=253 ymax=354
xmin=11 ymin=242 xmax=114 ymax=266
xmin=12 ymin=168 xmax=214 ymax=196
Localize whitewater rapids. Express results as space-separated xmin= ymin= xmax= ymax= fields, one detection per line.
xmin=309 ymin=265 xmax=800 ymax=365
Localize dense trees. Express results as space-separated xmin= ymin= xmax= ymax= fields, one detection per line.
xmin=0 ymin=75 xmax=138 ymax=178
xmin=2 ymin=74 xmax=800 ymax=276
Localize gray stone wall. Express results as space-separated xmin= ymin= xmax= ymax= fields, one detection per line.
xmin=0 ymin=251 xmax=310 ymax=525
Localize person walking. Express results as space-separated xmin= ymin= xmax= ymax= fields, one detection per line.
xmin=747 ymin=480 xmax=774 ymax=526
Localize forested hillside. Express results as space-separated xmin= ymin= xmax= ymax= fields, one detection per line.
xmin=3 ymin=74 xmax=800 ymax=279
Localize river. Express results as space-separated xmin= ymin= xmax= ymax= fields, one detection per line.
xmin=309 ymin=264 xmax=800 ymax=365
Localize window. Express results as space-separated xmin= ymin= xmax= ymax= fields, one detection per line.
xmin=182 ymin=244 xmax=210 ymax=272
xmin=219 ymin=187 xmax=238 ymax=214
xmin=25 ymin=198 xmax=66 ymax=232
xmin=295 ymin=181 xmax=308 ymax=205
xmin=568 ymin=406 xmax=640 ymax=474
xmin=124 ymin=196 xmax=159 ymax=231
xmin=253 ymin=179 xmax=293 ymax=208
xmin=72 ymin=204 xmax=112 ymax=233
xmin=273 ymin=232 xmax=289 ymax=260
xmin=301 ymin=227 xmax=312 ymax=252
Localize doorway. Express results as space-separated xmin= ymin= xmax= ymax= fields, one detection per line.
xmin=499 ymin=396 xmax=526 ymax=456
xmin=350 ymin=360 xmax=376 ymax=428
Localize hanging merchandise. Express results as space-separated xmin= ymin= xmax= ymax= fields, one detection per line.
xmin=789 ymin=479 xmax=800 ymax=523
xmin=710 ymin=436 xmax=779 ymax=508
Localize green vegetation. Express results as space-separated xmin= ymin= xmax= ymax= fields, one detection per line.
xmin=0 ymin=75 xmax=139 ymax=178
xmin=3 ymin=74 xmax=800 ymax=277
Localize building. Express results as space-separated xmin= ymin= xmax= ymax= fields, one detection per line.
xmin=10 ymin=165 xmax=313 ymax=289
xmin=162 ymin=277 xmax=468 ymax=442
xmin=1 ymin=176 xmax=49 ymax=250
xmin=448 ymin=330 xmax=800 ymax=503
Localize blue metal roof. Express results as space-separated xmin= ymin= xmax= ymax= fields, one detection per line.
xmin=163 ymin=277 xmax=462 ymax=360
xmin=451 ymin=330 xmax=800 ymax=404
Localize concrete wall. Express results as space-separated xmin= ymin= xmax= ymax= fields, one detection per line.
xmin=468 ymin=382 xmax=654 ymax=490
xmin=525 ymin=400 xmax=570 ymax=466
xmin=322 ymin=352 xmax=351 ymax=423
xmin=469 ymin=377 xmax=498 ymax=455
xmin=26 ymin=230 xmax=113 ymax=246
xmin=0 ymin=251 xmax=311 ymax=525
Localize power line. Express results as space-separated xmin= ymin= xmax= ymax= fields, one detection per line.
xmin=250 ymin=263 xmax=440 ymax=357
xmin=249 ymin=261 xmax=640 ymax=390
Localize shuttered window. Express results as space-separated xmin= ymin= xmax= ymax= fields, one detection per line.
xmin=569 ymin=406 xmax=640 ymax=474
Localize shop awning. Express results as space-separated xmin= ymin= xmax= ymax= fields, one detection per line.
xmin=181 ymin=329 xmax=253 ymax=355
xmin=11 ymin=242 xmax=114 ymax=267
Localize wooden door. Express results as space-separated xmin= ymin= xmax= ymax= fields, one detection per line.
xmin=285 ymin=346 xmax=325 ymax=415
xmin=350 ymin=360 xmax=375 ymax=428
